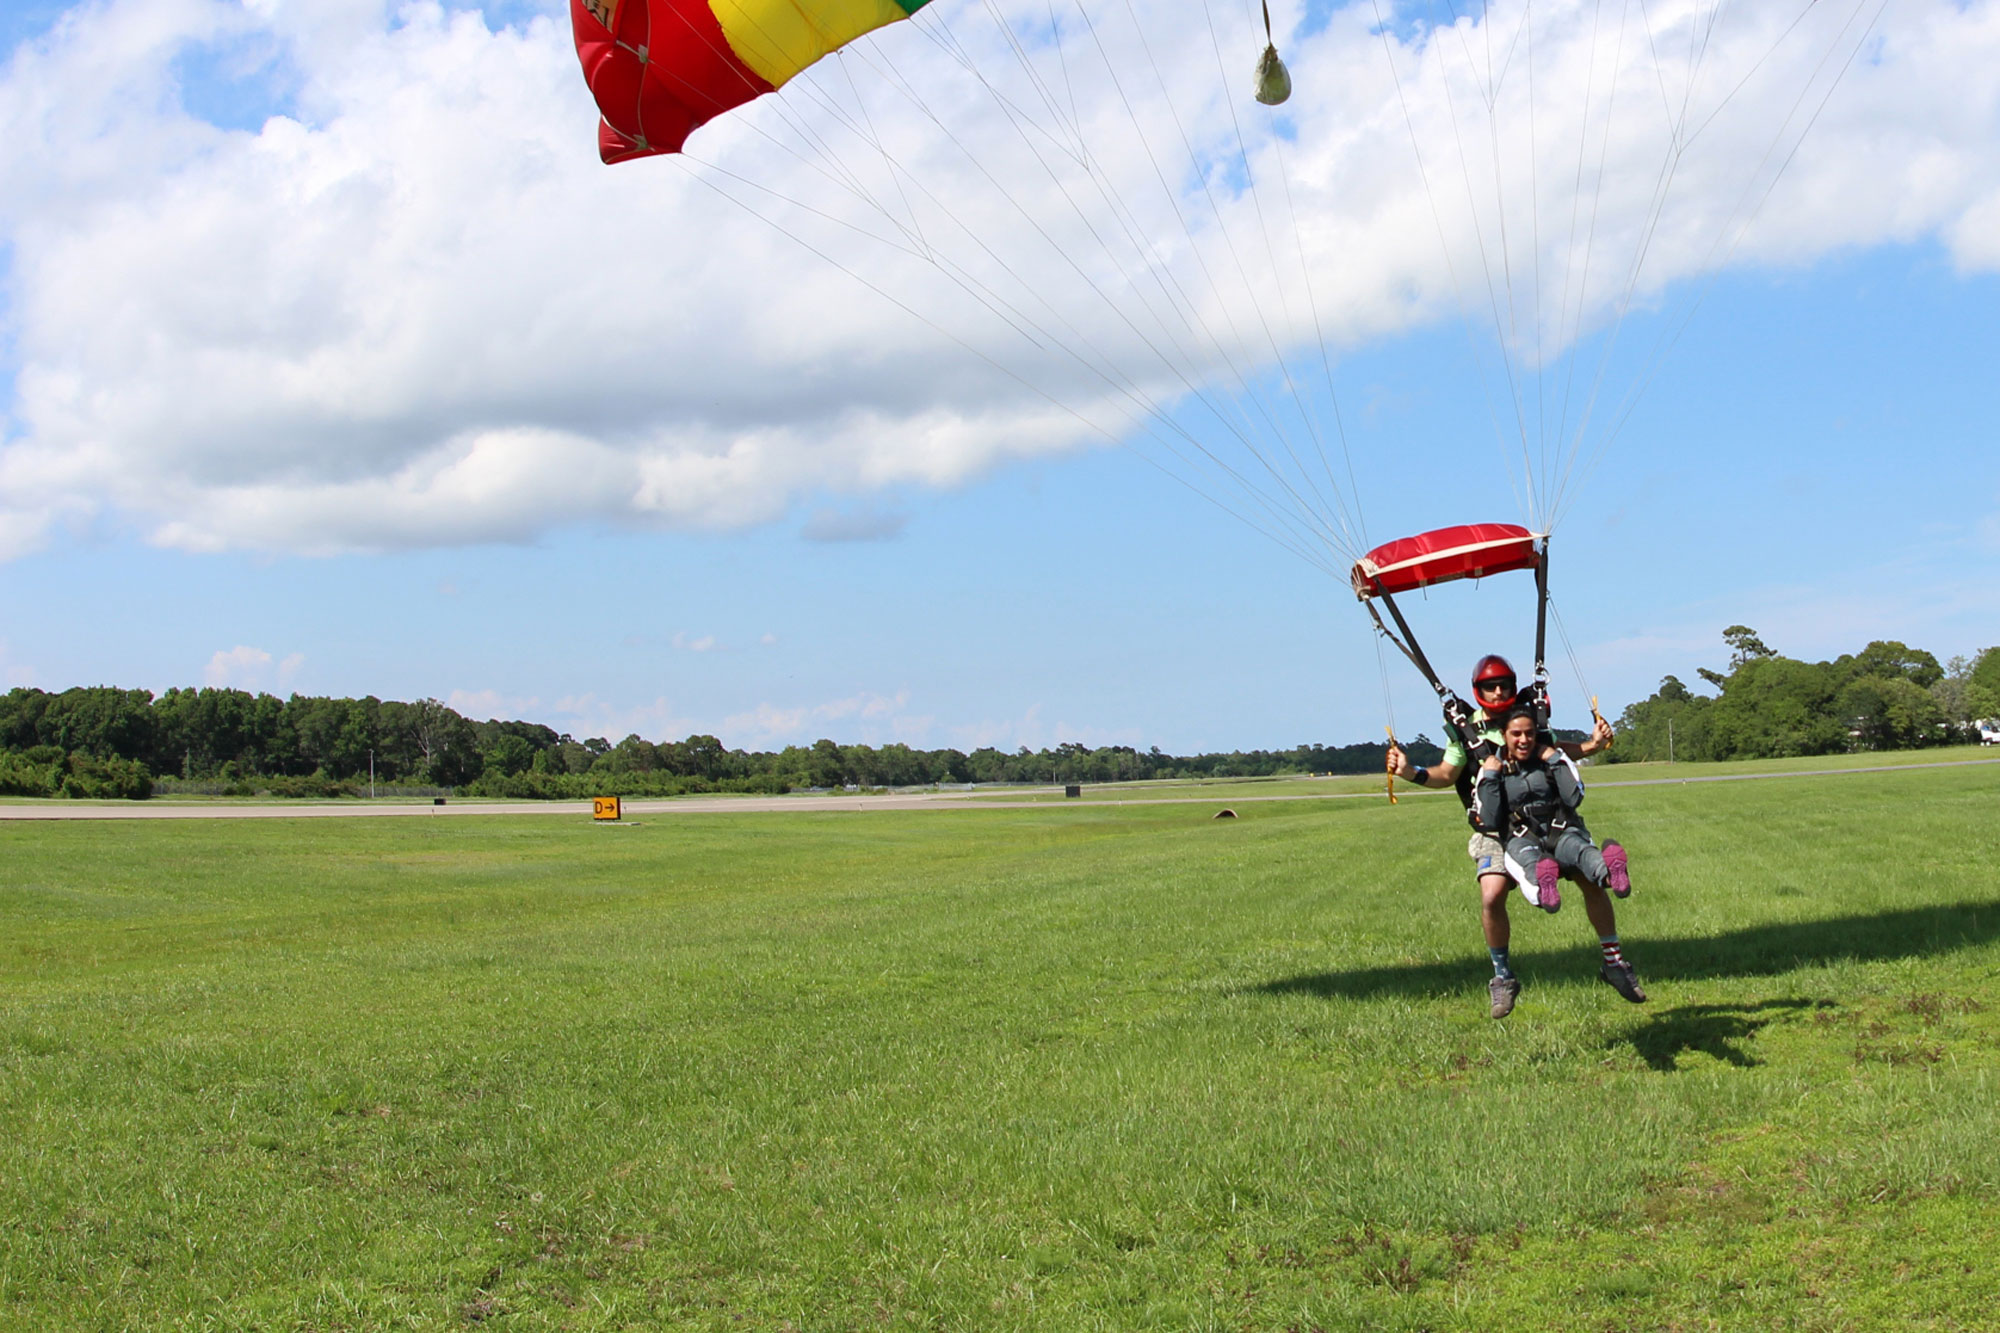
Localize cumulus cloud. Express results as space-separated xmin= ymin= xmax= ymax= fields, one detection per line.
xmin=445 ymin=686 xmax=538 ymax=719
xmin=203 ymin=643 xmax=302 ymax=688
xmin=2 ymin=0 xmax=1997 ymax=559
xmin=722 ymin=689 xmax=927 ymax=747
xmin=547 ymin=691 xmax=696 ymax=743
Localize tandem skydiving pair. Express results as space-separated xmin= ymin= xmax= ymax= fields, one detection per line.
xmin=1357 ymin=527 xmax=1645 ymax=1022
xmin=1387 ymin=653 xmax=1645 ymax=1021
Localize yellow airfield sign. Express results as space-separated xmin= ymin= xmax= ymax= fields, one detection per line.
xmin=592 ymin=796 xmax=622 ymax=821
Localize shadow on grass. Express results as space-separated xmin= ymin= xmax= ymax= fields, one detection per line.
xmin=1251 ymin=899 xmax=2000 ymax=1005
xmin=1616 ymin=999 xmax=1835 ymax=1073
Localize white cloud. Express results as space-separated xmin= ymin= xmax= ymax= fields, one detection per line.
xmin=202 ymin=643 xmax=300 ymax=688
xmin=547 ymin=691 xmax=697 ymax=743
xmin=2 ymin=0 xmax=1998 ymax=559
xmin=721 ymin=688 xmax=925 ymax=748
xmin=943 ymin=705 xmax=1147 ymax=755
xmin=445 ymin=686 xmax=539 ymax=720
xmin=671 ymin=631 xmax=718 ymax=653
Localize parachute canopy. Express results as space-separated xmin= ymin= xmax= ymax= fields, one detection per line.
xmin=1350 ymin=523 xmax=1542 ymax=601
xmin=570 ymin=0 xmax=931 ymax=162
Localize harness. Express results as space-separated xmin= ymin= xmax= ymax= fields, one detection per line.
xmin=1498 ymin=757 xmax=1572 ymax=842
xmin=1444 ymin=681 xmax=1551 ymax=833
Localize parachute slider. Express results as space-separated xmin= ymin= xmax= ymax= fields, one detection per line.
xmin=1350 ymin=523 xmax=1544 ymax=601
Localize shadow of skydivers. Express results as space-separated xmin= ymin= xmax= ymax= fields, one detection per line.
xmin=1616 ymin=998 xmax=1834 ymax=1073
xmin=1250 ymin=900 xmax=2000 ymax=1004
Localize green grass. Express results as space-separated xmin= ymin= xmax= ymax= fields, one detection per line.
xmin=964 ymin=745 xmax=2000 ymax=803
xmin=3 ymin=763 xmax=1998 ymax=1329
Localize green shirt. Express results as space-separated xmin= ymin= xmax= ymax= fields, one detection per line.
xmin=1440 ymin=705 xmax=1505 ymax=770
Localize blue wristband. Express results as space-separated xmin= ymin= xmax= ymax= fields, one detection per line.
xmin=1410 ymin=766 xmax=1429 ymax=787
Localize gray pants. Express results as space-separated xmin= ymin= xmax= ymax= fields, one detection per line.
xmin=1503 ymin=825 xmax=1608 ymax=899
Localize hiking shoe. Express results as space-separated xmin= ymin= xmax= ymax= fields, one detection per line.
xmin=1489 ymin=975 xmax=1522 ymax=1019
xmin=1599 ymin=960 xmax=1647 ymax=1004
xmin=1534 ymin=858 xmax=1562 ymax=913
xmin=1603 ymin=841 xmax=1631 ymax=898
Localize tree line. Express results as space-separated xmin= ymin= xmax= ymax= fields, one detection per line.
xmin=12 ymin=624 xmax=1976 ymax=799
xmin=1606 ymin=629 xmax=2000 ymax=763
xmin=0 ymin=684 xmax=1447 ymax=800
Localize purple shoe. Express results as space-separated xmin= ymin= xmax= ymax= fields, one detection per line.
xmin=1603 ymin=842 xmax=1631 ymax=898
xmin=1535 ymin=857 xmax=1562 ymax=913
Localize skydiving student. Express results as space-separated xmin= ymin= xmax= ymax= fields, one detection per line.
xmin=1474 ymin=707 xmax=1632 ymax=918
xmin=1384 ymin=654 xmax=1643 ymax=1019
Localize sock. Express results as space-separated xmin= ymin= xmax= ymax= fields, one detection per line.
xmin=1599 ymin=935 xmax=1625 ymax=967
xmin=1489 ymin=946 xmax=1514 ymax=980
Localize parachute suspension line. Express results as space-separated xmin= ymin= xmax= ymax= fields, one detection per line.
xmin=637 ymin=8 xmax=927 ymax=244
xmin=673 ymin=158 xmax=1351 ymax=579
xmin=1538 ymin=2 xmax=1568 ymax=527
xmin=1040 ymin=0 xmax=1373 ymax=559
xmin=837 ymin=24 xmax=1281 ymax=467
xmin=1545 ymin=596 xmax=1597 ymax=723
xmin=1492 ymin=0 xmax=1729 ymax=533
xmin=1104 ymin=0 xmax=1366 ymax=559
xmin=831 ymin=53 xmax=933 ymax=262
xmin=1425 ymin=3 xmax=1542 ymax=524
xmin=1370 ymin=1 xmax=1536 ymax=531
xmin=1549 ymin=0 xmax=1626 ymax=505
xmin=1269 ymin=122 xmax=1371 ymax=556
xmin=1364 ymin=590 xmax=1453 ymax=706
xmin=972 ymin=0 xmax=1092 ymax=163
xmin=683 ymin=75 xmax=1353 ymax=577
xmin=1046 ymin=0 xmax=1084 ymax=151
xmin=889 ymin=0 xmax=1362 ymax=557
xmin=1223 ymin=0 xmax=1372 ymax=561
xmin=827 ymin=13 xmax=1386 ymax=571
xmin=1374 ymin=629 xmax=1399 ymax=755
xmin=1538 ymin=0 xmax=1888 ymax=531
xmin=1194 ymin=0 xmax=1368 ymax=563
xmin=1251 ymin=64 xmax=1370 ymax=556
xmin=953 ymin=0 xmax=1290 ymax=466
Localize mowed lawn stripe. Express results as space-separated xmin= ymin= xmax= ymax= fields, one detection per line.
xmin=2 ymin=765 xmax=1997 ymax=1328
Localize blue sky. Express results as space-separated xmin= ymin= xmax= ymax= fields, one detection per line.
xmin=2 ymin=0 xmax=1995 ymax=754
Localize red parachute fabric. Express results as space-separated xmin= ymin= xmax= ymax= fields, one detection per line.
xmin=571 ymin=0 xmax=774 ymax=163
xmin=1350 ymin=523 xmax=1541 ymax=599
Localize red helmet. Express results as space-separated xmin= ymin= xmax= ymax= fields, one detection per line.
xmin=1471 ymin=654 xmax=1518 ymax=710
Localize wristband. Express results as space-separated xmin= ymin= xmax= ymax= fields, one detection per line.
xmin=1409 ymin=765 xmax=1429 ymax=787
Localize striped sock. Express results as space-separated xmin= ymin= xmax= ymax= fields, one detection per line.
xmin=1599 ymin=935 xmax=1625 ymax=967
xmin=1489 ymin=946 xmax=1514 ymax=980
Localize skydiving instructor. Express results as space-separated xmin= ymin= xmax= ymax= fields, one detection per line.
xmin=1384 ymin=655 xmax=1642 ymax=1020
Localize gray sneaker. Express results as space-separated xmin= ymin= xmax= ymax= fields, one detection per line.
xmin=1599 ymin=960 xmax=1647 ymax=1004
xmin=1489 ymin=975 xmax=1522 ymax=1019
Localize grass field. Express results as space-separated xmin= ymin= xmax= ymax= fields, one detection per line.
xmin=4 ymin=761 xmax=1998 ymax=1330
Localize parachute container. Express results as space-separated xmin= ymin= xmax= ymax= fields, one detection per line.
xmin=1350 ymin=524 xmax=1542 ymax=600
xmin=571 ymin=0 xmax=932 ymax=163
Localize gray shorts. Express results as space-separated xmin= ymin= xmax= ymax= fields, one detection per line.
xmin=1468 ymin=831 xmax=1506 ymax=881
